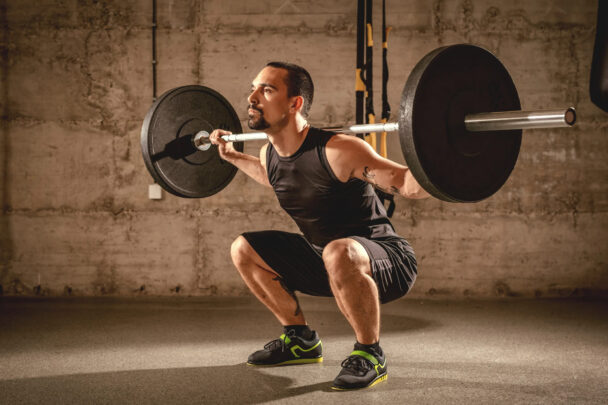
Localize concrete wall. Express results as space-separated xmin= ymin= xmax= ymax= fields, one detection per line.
xmin=0 ymin=0 xmax=606 ymax=298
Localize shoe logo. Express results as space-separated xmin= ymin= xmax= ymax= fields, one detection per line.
xmin=375 ymin=360 xmax=387 ymax=375
xmin=290 ymin=340 xmax=322 ymax=359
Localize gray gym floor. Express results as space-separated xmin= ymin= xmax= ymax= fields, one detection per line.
xmin=1 ymin=296 xmax=606 ymax=404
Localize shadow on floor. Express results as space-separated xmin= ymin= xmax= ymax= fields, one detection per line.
xmin=0 ymin=297 xmax=438 ymax=351
xmin=3 ymin=361 xmax=604 ymax=404
xmin=0 ymin=363 xmax=332 ymax=405
xmin=388 ymin=361 xmax=608 ymax=403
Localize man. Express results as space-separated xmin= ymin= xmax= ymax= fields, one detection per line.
xmin=209 ymin=62 xmax=429 ymax=390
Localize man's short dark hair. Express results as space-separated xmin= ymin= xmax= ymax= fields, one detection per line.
xmin=266 ymin=61 xmax=314 ymax=117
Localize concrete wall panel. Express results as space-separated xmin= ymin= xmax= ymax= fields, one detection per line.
xmin=4 ymin=211 xmax=198 ymax=296
xmin=9 ymin=28 xmax=150 ymax=124
xmin=1 ymin=0 xmax=606 ymax=298
xmin=7 ymin=121 xmax=114 ymax=211
xmin=395 ymin=212 xmax=608 ymax=297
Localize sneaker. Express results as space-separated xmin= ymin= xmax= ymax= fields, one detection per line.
xmin=247 ymin=330 xmax=323 ymax=366
xmin=331 ymin=345 xmax=387 ymax=390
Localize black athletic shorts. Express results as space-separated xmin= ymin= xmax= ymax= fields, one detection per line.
xmin=241 ymin=231 xmax=417 ymax=304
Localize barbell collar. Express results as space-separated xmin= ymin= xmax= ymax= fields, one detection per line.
xmin=464 ymin=107 xmax=576 ymax=132
xmin=192 ymin=131 xmax=212 ymax=151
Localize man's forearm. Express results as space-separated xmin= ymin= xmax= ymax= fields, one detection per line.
xmin=222 ymin=151 xmax=271 ymax=187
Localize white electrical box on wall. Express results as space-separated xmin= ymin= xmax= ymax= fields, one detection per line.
xmin=148 ymin=183 xmax=162 ymax=200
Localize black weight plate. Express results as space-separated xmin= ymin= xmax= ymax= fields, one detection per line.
xmin=399 ymin=44 xmax=521 ymax=202
xmin=141 ymin=85 xmax=244 ymax=198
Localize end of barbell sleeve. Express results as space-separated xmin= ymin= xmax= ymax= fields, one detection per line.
xmin=565 ymin=107 xmax=576 ymax=126
xmin=193 ymin=130 xmax=212 ymax=151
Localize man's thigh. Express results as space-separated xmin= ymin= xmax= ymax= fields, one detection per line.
xmin=349 ymin=236 xmax=418 ymax=304
xmin=241 ymin=231 xmax=333 ymax=297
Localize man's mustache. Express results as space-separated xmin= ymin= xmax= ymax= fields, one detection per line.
xmin=248 ymin=105 xmax=263 ymax=114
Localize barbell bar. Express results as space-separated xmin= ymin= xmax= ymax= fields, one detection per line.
xmin=141 ymin=44 xmax=578 ymax=202
xmin=192 ymin=107 xmax=576 ymax=151
xmin=192 ymin=122 xmax=400 ymax=151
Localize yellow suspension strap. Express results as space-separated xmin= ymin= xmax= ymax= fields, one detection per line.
xmin=379 ymin=0 xmax=395 ymax=217
xmin=364 ymin=2 xmax=376 ymax=150
xmin=367 ymin=113 xmax=377 ymax=150
xmin=380 ymin=23 xmax=392 ymax=159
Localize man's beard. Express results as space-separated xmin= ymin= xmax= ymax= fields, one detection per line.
xmin=247 ymin=105 xmax=270 ymax=130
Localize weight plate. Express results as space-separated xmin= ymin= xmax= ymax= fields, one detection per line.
xmin=399 ymin=44 xmax=522 ymax=202
xmin=141 ymin=85 xmax=244 ymax=198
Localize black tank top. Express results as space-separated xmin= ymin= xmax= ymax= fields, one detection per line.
xmin=266 ymin=127 xmax=397 ymax=247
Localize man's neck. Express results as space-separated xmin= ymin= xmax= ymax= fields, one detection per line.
xmin=267 ymin=115 xmax=310 ymax=157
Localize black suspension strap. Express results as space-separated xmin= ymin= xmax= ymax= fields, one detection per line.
xmin=377 ymin=0 xmax=395 ymax=217
xmin=152 ymin=0 xmax=157 ymax=102
xmin=355 ymin=0 xmax=366 ymax=136
xmin=364 ymin=0 xmax=376 ymax=150
xmin=380 ymin=0 xmax=392 ymax=158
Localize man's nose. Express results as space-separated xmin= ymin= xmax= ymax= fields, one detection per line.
xmin=247 ymin=88 xmax=259 ymax=105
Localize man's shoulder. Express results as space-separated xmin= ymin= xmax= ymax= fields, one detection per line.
xmin=323 ymin=133 xmax=369 ymax=182
xmin=325 ymin=132 xmax=365 ymax=150
xmin=308 ymin=127 xmax=366 ymax=153
xmin=308 ymin=126 xmax=335 ymax=138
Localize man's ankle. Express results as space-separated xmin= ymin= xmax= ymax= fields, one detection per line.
xmin=354 ymin=341 xmax=382 ymax=355
xmin=283 ymin=324 xmax=313 ymax=340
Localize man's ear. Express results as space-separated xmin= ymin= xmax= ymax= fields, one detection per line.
xmin=290 ymin=95 xmax=304 ymax=113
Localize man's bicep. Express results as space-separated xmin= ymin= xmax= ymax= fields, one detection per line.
xmin=355 ymin=148 xmax=431 ymax=200
xmin=356 ymin=155 xmax=407 ymax=196
xmin=328 ymin=135 xmax=429 ymax=199
xmin=346 ymin=138 xmax=407 ymax=195
xmin=326 ymin=135 xmax=406 ymax=193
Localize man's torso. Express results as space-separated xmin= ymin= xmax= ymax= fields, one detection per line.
xmin=265 ymin=127 xmax=397 ymax=247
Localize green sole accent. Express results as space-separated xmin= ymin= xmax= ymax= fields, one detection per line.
xmin=331 ymin=373 xmax=388 ymax=391
xmin=246 ymin=357 xmax=323 ymax=367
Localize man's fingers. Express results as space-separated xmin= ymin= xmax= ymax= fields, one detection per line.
xmin=209 ymin=129 xmax=232 ymax=145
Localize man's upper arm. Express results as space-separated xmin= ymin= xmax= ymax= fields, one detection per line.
xmin=259 ymin=143 xmax=268 ymax=168
xmin=259 ymin=143 xmax=272 ymax=188
xmin=327 ymin=135 xmax=405 ymax=182
xmin=325 ymin=134 xmax=429 ymax=199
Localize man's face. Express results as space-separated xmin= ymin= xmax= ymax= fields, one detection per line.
xmin=247 ymin=67 xmax=291 ymax=131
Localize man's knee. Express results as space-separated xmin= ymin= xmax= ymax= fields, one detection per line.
xmin=322 ymin=238 xmax=370 ymax=281
xmin=231 ymin=235 xmax=254 ymax=267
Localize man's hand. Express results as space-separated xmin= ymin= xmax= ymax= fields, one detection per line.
xmin=207 ymin=130 xmax=271 ymax=188
xmin=209 ymin=129 xmax=239 ymax=162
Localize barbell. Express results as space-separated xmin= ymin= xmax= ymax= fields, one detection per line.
xmin=192 ymin=109 xmax=575 ymax=150
xmin=141 ymin=44 xmax=577 ymax=202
